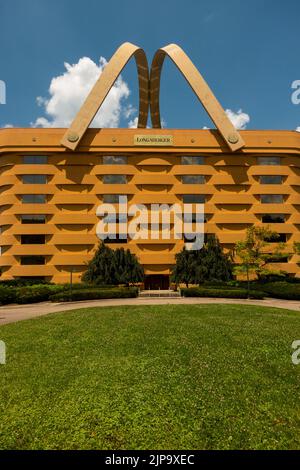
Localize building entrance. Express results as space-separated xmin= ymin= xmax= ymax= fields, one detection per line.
xmin=144 ymin=275 xmax=169 ymax=290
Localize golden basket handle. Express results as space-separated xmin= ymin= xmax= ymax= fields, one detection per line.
xmin=61 ymin=42 xmax=149 ymax=150
xmin=150 ymin=44 xmax=245 ymax=152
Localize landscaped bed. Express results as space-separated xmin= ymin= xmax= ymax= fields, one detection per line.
xmin=180 ymin=281 xmax=300 ymax=300
xmin=1 ymin=279 xmax=300 ymax=305
xmin=0 ymin=284 xmax=138 ymax=305
xmin=0 ymin=304 xmax=299 ymax=449
xmin=180 ymin=287 xmax=265 ymax=299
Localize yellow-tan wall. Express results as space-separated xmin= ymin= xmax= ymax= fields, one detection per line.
xmin=0 ymin=128 xmax=299 ymax=283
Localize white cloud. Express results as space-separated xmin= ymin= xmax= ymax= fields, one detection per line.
xmin=128 ymin=116 xmax=138 ymax=128
xmin=225 ymin=108 xmax=250 ymax=130
xmin=1 ymin=124 xmax=13 ymax=128
xmin=32 ymin=57 xmax=130 ymax=128
xmin=296 ymin=127 xmax=300 ymax=132
xmin=123 ymin=104 xmax=136 ymax=119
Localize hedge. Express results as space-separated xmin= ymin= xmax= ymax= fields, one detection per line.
xmin=0 ymin=284 xmax=65 ymax=305
xmin=16 ymin=285 xmax=65 ymax=304
xmin=60 ymin=283 xmax=117 ymax=290
xmin=0 ymin=279 xmax=52 ymax=287
xmin=259 ymin=282 xmax=300 ymax=300
xmin=181 ymin=287 xmax=265 ymax=299
xmin=0 ymin=284 xmax=139 ymax=305
xmin=0 ymin=285 xmax=17 ymax=305
xmin=50 ymin=287 xmax=139 ymax=302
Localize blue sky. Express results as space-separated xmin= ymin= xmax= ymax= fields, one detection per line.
xmin=0 ymin=0 xmax=299 ymax=130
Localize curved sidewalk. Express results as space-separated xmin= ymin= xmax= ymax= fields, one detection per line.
xmin=0 ymin=296 xmax=299 ymax=326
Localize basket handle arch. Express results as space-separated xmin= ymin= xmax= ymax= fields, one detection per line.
xmin=61 ymin=42 xmax=149 ymax=150
xmin=150 ymin=44 xmax=245 ymax=152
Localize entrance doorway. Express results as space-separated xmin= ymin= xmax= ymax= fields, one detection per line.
xmin=144 ymin=275 xmax=169 ymax=290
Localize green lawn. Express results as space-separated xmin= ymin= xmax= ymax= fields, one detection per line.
xmin=0 ymin=304 xmax=300 ymax=450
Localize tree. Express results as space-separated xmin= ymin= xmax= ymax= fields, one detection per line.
xmin=194 ymin=234 xmax=233 ymax=284
xmin=114 ymin=248 xmax=144 ymax=285
xmin=82 ymin=242 xmax=116 ymax=285
xmin=82 ymin=243 xmax=144 ymax=286
xmin=294 ymin=242 xmax=300 ymax=255
xmin=171 ymin=235 xmax=233 ymax=287
xmin=171 ymin=248 xmax=196 ymax=288
xmin=234 ymin=226 xmax=288 ymax=296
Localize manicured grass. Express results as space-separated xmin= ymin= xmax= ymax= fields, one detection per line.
xmin=0 ymin=304 xmax=300 ymax=450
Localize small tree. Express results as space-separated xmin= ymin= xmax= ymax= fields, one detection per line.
xmin=234 ymin=226 xmax=287 ymax=296
xmin=82 ymin=242 xmax=116 ymax=285
xmin=171 ymin=235 xmax=233 ymax=287
xmin=194 ymin=234 xmax=233 ymax=284
xmin=114 ymin=248 xmax=144 ymax=285
xmin=294 ymin=242 xmax=300 ymax=255
xmin=82 ymin=243 xmax=144 ymax=286
xmin=171 ymin=248 xmax=196 ymax=288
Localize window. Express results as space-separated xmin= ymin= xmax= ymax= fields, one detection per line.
xmin=267 ymin=255 xmax=289 ymax=263
xmin=181 ymin=175 xmax=205 ymax=184
xmin=181 ymin=156 xmax=204 ymax=165
xmin=21 ymin=235 xmax=45 ymax=244
xmin=184 ymin=234 xmax=197 ymax=243
xmin=257 ymin=156 xmax=281 ymax=165
xmin=103 ymin=175 xmax=127 ymax=184
xmin=21 ymin=214 xmax=46 ymax=224
xmin=103 ymin=194 xmax=122 ymax=203
xmin=265 ymin=233 xmax=287 ymax=243
xmin=20 ymin=256 xmax=45 ymax=265
xmin=23 ymin=155 xmax=48 ymax=164
xmin=22 ymin=175 xmax=47 ymax=184
xmin=104 ymin=235 xmax=127 ymax=244
xmin=183 ymin=213 xmax=205 ymax=223
xmin=182 ymin=194 xmax=205 ymax=204
xmin=103 ymin=155 xmax=127 ymax=165
xmin=102 ymin=214 xmax=127 ymax=223
xmin=262 ymin=214 xmax=285 ymax=223
xmin=21 ymin=194 xmax=46 ymax=204
xmin=259 ymin=175 xmax=283 ymax=184
xmin=184 ymin=233 xmax=208 ymax=243
xmin=260 ymin=195 xmax=284 ymax=204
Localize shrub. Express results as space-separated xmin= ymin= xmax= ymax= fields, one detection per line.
xmin=257 ymin=272 xmax=291 ymax=283
xmin=50 ymin=287 xmax=139 ymax=302
xmin=227 ymin=280 xmax=244 ymax=288
xmin=0 ymin=285 xmax=17 ymax=305
xmin=201 ymin=280 xmax=230 ymax=288
xmin=201 ymin=281 xmax=248 ymax=289
xmin=259 ymin=282 xmax=300 ymax=300
xmin=249 ymin=290 xmax=266 ymax=299
xmin=284 ymin=277 xmax=300 ymax=284
xmin=0 ymin=279 xmax=52 ymax=287
xmin=0 ymin=283 xmax=139 ymax=305
xmin=181 ymin=287 xmax=265 ymax=299
xmin=64 ymin=283 xmax=117 ymax=290
xmin=16 ymin=284 xmax=65 ymax=304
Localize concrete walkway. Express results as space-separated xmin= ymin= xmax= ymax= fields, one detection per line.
xmin=0 ymin=296 xmax=299 ymax=326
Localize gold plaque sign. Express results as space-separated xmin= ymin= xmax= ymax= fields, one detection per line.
xmin=134 ymin=134 xmax=173 ymax=146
